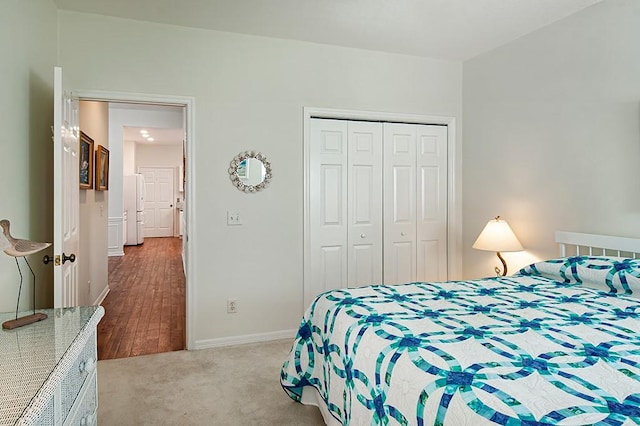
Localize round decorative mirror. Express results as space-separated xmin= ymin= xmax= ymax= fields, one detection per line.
xmin=228 ymin=151 xmax=272 ymax=192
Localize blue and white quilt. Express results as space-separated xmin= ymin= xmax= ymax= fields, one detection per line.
xmin=281 ymin=257 xmax=640 ymax=425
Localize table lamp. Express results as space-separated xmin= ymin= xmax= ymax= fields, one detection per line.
xmin=472 ymin=216 xmax=523 ymax=276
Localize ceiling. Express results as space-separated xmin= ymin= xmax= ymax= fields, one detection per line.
xmin=54 ymin=0 xmax=601 ymax=61
xmin=123 ymin=126 xmax=184 ymax=146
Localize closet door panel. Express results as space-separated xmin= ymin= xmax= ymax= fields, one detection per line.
xmin=419 ymin=240 xmax=441 ymax=281
xmin=308 ymin=119 xmax=348 ymax=306
xmin=321 ymin=165 xmax=342 ymax=224
xmin=320 ymin=246 xmax=345 ymax=292
xmin=348 ymin=122 xmax=383 ymax=287
xmin=352 ymin=245 xmax=376 ymax=287
xmin=392 ymin=166 xmax=413 ymax=222
xmin=420 ymin=167 xmax=439 ymax=220
xmin=387 ymin=241 xmax=414 ymax=284
xmin=416 ymin=125 xmax=448 ymax=281
xmin=383 ymin=123 xmax=417 ymax=284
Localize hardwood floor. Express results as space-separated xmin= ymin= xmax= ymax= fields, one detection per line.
xmin=98 ymin=237 xmax=185 ymax=360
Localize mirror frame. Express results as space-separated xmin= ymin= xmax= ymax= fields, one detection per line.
xmin=228 ymin=150 xmax=272 ymax=192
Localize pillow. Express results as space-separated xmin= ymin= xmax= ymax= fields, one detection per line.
xmin=518 ymin=256 xmax=640 ymax=295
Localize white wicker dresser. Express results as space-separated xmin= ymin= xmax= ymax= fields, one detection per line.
xmin=0 ymin=306 xmax=104 ymax=425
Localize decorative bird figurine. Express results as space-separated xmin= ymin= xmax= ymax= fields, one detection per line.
xmin=1 ymin=220 xmax=51 ymax=257
xmin=1 ymin=219 xmax=52 ymax=329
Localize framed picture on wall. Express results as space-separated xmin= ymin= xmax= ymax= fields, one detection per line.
xmin=79 ymin=131 xmax=94 ymax=189
xmin=95 ymin=145 xmax=110 ymax=191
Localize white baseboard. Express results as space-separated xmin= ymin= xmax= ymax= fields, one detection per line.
xmin=93 ymin=285 xmax=110 ymax=306
xmin=194 ymin=329 xmax=297 ymax=350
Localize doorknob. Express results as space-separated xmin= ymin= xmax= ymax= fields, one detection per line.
xmin=62 ymin=253 xmax=76 ymax=264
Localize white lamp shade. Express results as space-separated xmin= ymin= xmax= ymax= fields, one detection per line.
xmin=472 ymin=217 xmax=523 ymax=252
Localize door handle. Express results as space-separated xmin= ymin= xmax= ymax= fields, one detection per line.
xmin=62 ymin=253 xmax=76 ymax=264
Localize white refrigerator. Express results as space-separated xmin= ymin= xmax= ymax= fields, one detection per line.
xmin=123 ymin=174 xmax=145 ymax=245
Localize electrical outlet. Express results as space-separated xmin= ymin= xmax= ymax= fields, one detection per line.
xmin=227 ymin=299 xmax=238 ymax=313
xmin=227 ymin=211 xmax=242 ymax=226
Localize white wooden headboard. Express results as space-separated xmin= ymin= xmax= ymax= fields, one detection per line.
xmin=555 ymin=231 xmax=640 ymax=258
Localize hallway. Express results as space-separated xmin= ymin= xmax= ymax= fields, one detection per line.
xmin=98 ymin=237 xmax=185 ymax=360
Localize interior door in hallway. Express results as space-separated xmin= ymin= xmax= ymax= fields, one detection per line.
xmin=53 ymin=67 xmax=80 ymax=308
xmin=140 ymin=167 xmax=175 ymax=238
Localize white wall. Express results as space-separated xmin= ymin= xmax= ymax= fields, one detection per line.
xmin=463 ymin=0 xmax=640 ymax=279
xmin=0 ymin=0 xmax=57 ymax=311
xmin=136 ymin=144 xmax=182 ymax=169
xmin=78 ymin=100 xmax=110 ymax=305
xmin=123 ymin=140 xmax=136 ymax=175
xmin=58 ymin=11 xmax=462 ymax=346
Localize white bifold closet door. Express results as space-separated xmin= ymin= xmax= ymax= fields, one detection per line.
xmin=308 ymin=119 xmax=383 ymax=305
xmin=307 ymin=118 xmax=447 ymax=307
xmin=383 ymin=123 xmax=448 ymax=284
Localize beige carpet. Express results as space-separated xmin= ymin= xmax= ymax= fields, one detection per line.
xmin=97 ymin=339 xmax=325 ymax=425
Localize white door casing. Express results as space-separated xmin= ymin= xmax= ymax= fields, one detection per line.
xmin=53 ymin=67 xmax=80 ymax=308
xmin=140 ymin=167 xmax=175 ymax=238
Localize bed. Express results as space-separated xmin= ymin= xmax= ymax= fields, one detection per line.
xmin=280 ymin=232 xmax=640 ymax=425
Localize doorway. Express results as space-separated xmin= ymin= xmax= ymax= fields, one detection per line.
xmin=75 ymin=91 xmax=195 ymax=359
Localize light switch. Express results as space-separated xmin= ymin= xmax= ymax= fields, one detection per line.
xmin=227 ymin=210 xmax=242 ymax=226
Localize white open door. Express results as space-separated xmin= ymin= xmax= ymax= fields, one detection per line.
xmin=53 ymin=67 xmax=80 ymax=308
